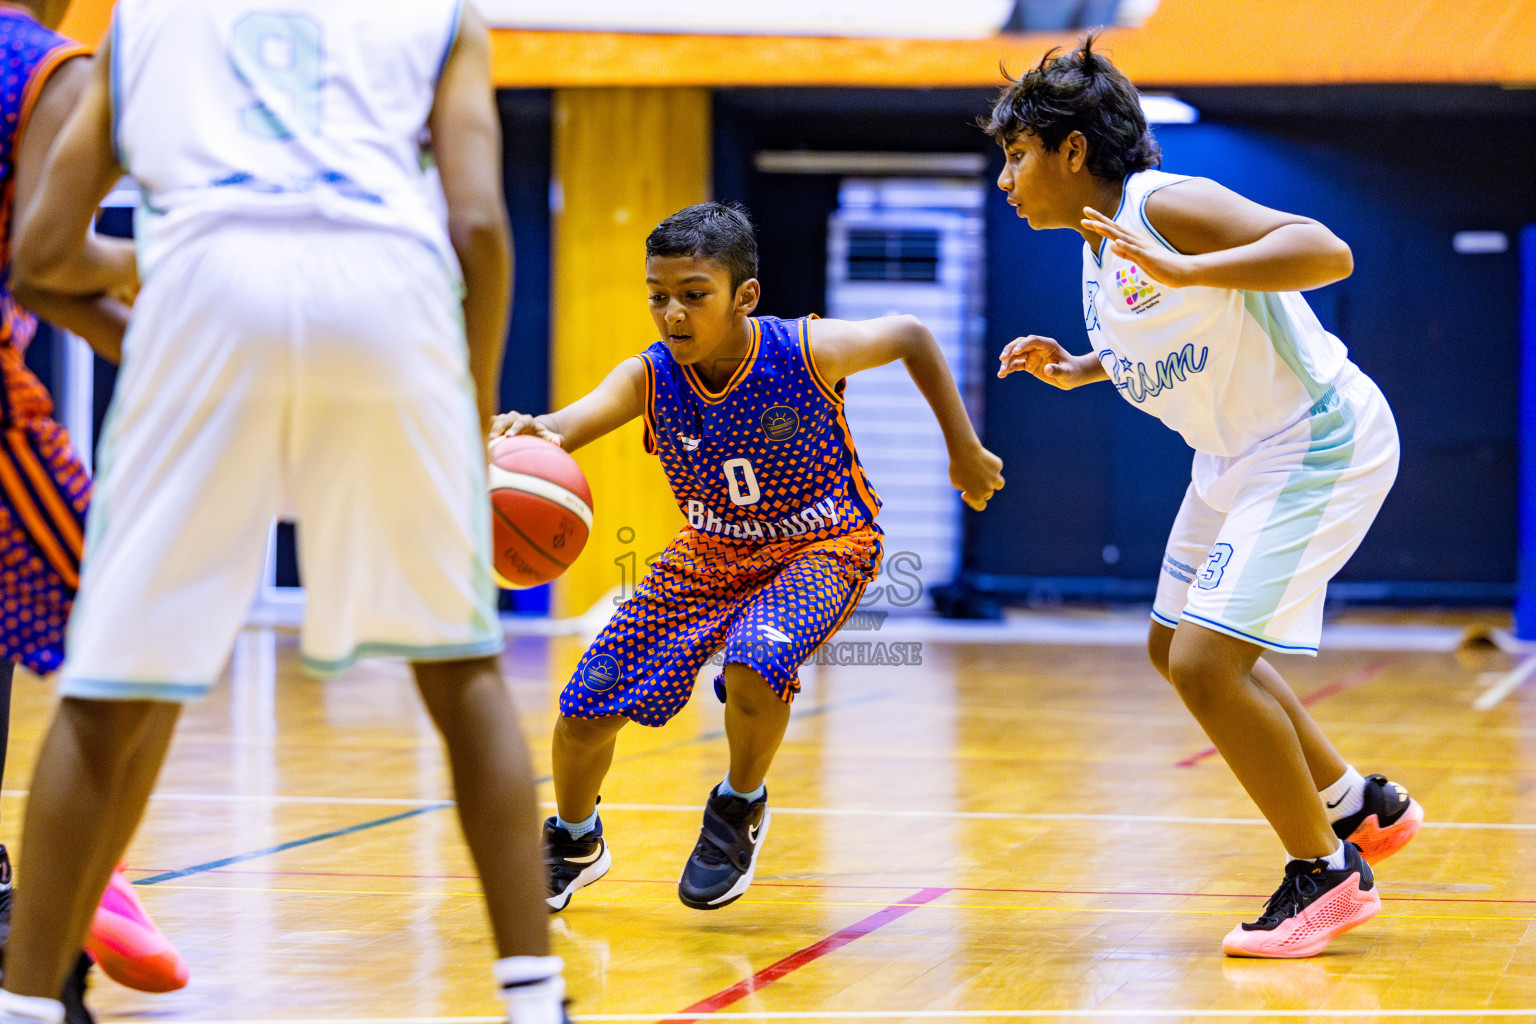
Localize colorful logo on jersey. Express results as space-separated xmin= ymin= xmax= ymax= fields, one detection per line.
xmin=582 ymin=653 xmax=621 ymax=692
xmin=761 ymin=405 xmax=801 ymax=443
xmin=1116 ymin=265 xmax=1157 ymax=306
xmin=677 ymin=433 xmax=701 ymax=452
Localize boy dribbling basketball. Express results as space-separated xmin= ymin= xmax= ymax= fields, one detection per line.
xmin=988 ymin=37 xmax=1421 ymax=958
xmin=493 ymin=201 xmax=1003 ymax=913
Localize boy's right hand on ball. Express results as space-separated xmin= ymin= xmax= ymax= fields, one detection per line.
xmin=489 ymin=410 xmax=564 ymax=448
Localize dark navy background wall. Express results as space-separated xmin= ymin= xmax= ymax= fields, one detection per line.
xmin=36 ymin=89 xmax=1527 ymax=607
xmin=496 ymin=90 xmax=553 ymax=613
xmin=715 ymin=87 xmax=1535 ymax=604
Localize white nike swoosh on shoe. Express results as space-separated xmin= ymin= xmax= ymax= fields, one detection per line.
xmin=747 ymin=823 xmax=760 ymax=843
xmin=564 ymin=846 xmax=603 ymax=864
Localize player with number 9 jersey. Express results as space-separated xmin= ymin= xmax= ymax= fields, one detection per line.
xmin=7 ymin=1 xmax=567 ymax=1018
xmin=490 ymin=201 xmax=1004 ymax=914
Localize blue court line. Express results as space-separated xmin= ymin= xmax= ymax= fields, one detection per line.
xmin=134 ymin=688 xmax=893 ymax=887
xmin=135 ymin=803 xmax=455 ymax=885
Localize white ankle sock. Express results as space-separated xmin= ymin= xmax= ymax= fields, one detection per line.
xmin=0 ymin=990 xmax=64 ymax=1024
xmin=495 ymin=956 xmax=565 ymax=1024
xmin=1319 ymin=765 xmax=1366 ymax=823
xmin=1285 ymin=842 xmax=1347 ymax=871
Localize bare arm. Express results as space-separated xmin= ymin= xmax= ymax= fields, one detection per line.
xmin=1084 ymin=177 xmax=1353 ymax=293
xmin=810 ymin=315 xmax=1003 ymax=510
xmin=490 ymin=356 xmax=647 ymax=455
xmin=12 ymin=40 xmax=132 ymax=297
xmin=427 ymin=5 xmax=511 ymax=436
xmin=811 ymin=315 xmax=978 ymax=452
xmin=996 ymin=334 xmax=1107 ymax=389
xmin=11 ymin=54 xmax=128 ymax=362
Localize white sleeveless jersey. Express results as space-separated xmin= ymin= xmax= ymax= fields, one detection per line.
xmin=1083 ymin=170 xmax=1350 ymax=458
xmin=111 ymin=0 xmax=462 ymax=278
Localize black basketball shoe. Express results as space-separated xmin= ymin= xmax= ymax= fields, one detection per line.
xmin=0 ymin=846 xmax=94 ymax=1022
xmin=61 ymin=953 xmax=97 ymax=1024
xmin=0 ymin=844 xmax=12 ymax=948
xmin=678 ymin=785 xmax=769 ymax=910
xmin=543 ymin=814 xmax=609 ymax=912
xmin=1329 ymin=773 xmax=1423 ymax=864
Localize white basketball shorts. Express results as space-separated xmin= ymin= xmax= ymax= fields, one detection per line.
xmin=1151 ymin=363 xmax=1398 ymax=655
xmin=59 ymin=224 xmax=502 ymax=701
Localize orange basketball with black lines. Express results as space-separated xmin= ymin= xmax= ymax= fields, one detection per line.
xmin=487 ymin=436 xmax=593 ymax=588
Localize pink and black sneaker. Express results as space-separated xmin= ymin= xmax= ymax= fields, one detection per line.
xmin=1331 ymin=774 xmax=1423 ymax=865
xmin=1222 ymin=842 xmax=1380 ymax=958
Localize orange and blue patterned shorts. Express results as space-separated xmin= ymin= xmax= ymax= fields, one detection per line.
xmin=562 ymin=524 xmax=882 ymax=727
xmin=0 ymin=419 xmax=89 ymax=675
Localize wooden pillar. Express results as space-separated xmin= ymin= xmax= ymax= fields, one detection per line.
xmin=550 ymin=88 xmax=708 ymax=617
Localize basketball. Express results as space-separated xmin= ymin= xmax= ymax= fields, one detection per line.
xmin=487 ymin=435 xmax=593 ymax=588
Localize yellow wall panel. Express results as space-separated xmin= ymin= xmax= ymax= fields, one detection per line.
xmin=58 ymin=0 xmax=113 ymax=47
xmin=550 ymin=88 xmax=708 ymax=617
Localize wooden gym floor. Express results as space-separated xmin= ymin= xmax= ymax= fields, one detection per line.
xmin=3 ymin=611 xmax=1534 ymax=1024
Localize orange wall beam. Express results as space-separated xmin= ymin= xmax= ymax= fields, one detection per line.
xmin=52 ymin=0 xmax=1536 ymax=88
xmin=490 ymin=0 xmax=1536 ymax=88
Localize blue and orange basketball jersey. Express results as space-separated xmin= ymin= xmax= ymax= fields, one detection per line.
xmin=560 ymin=316 xmax=885 ymax=726
xmin=0 ymin=11 xmax=89 ymax=426
xmin=0 ymin=11 xmax=92 ymax=673
xmin=639 ymin=315 xmax=882 ymax=543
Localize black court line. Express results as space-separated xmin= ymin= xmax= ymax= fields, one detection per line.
xmin=135 ymin=688 xmax=894 ymax=887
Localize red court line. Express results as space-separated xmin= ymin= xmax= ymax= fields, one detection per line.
xmin=129 ymin=868 xmax=1536 ymax=907
xmin=658 ymin=886 xmax=951 ymax=1023
xmin=572 ymin=878 xmax=1536 ymax=908
xmin=1175 ymin=658 xmax=1393 ymax=767
xmin=125 ymin=872 xmax=1536 ymax=908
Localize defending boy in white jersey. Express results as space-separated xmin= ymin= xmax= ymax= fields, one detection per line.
xmin=0 ymin=3 xmax=565 ymax=1022
xmin=988 ymin=37 xmax=1422 ymax=959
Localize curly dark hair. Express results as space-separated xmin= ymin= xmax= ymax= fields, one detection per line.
xmin=646 ymin=201 xmax=759 ymax=291
xmin=981 ymin=33 xmax=1161 ymax=181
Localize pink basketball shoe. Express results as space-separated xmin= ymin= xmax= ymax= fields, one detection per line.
xmin=84 ymin=865 xmax=188 ymax=992
xmin=1222 ymin=843 xmax=1380 ymax=958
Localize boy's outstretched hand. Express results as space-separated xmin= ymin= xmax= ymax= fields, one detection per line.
xmin=1081 ymin=207 xmax=1193 ymax=288
xmin=997 ymin=335 xmax=1104 ymax=390
xmin=489 ymin=410 xmax=564 ymax=448
xmin=950 ymin=443 xmax=1005 ymax=512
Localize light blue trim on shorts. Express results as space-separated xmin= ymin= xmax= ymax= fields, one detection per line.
xmin=57 ymin=677 xmax=213 ymax=703
xmin=1180 ymin=611 xmax=1319 ymax=656
xmin=301 ymin=637 xmax=505 ymax=678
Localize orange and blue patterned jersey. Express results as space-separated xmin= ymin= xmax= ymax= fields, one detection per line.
xmin=639 ymin=315 xmax=882 ymax=544
xmin=0 ymin=10 xmax=88 ymax=427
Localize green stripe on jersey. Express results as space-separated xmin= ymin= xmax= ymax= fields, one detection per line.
xmin=1243 ymin=290 xmax=1329 ymax=403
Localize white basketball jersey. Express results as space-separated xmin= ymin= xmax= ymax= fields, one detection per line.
xmin=1083 ymin=170 xmax=1350 ymax=458
xmin=111 ymin=0 xmax=462 ymax=278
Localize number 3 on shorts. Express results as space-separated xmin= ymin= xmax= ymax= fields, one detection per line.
xmin=1196 ymin=543 xmax=1234 ymax=590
